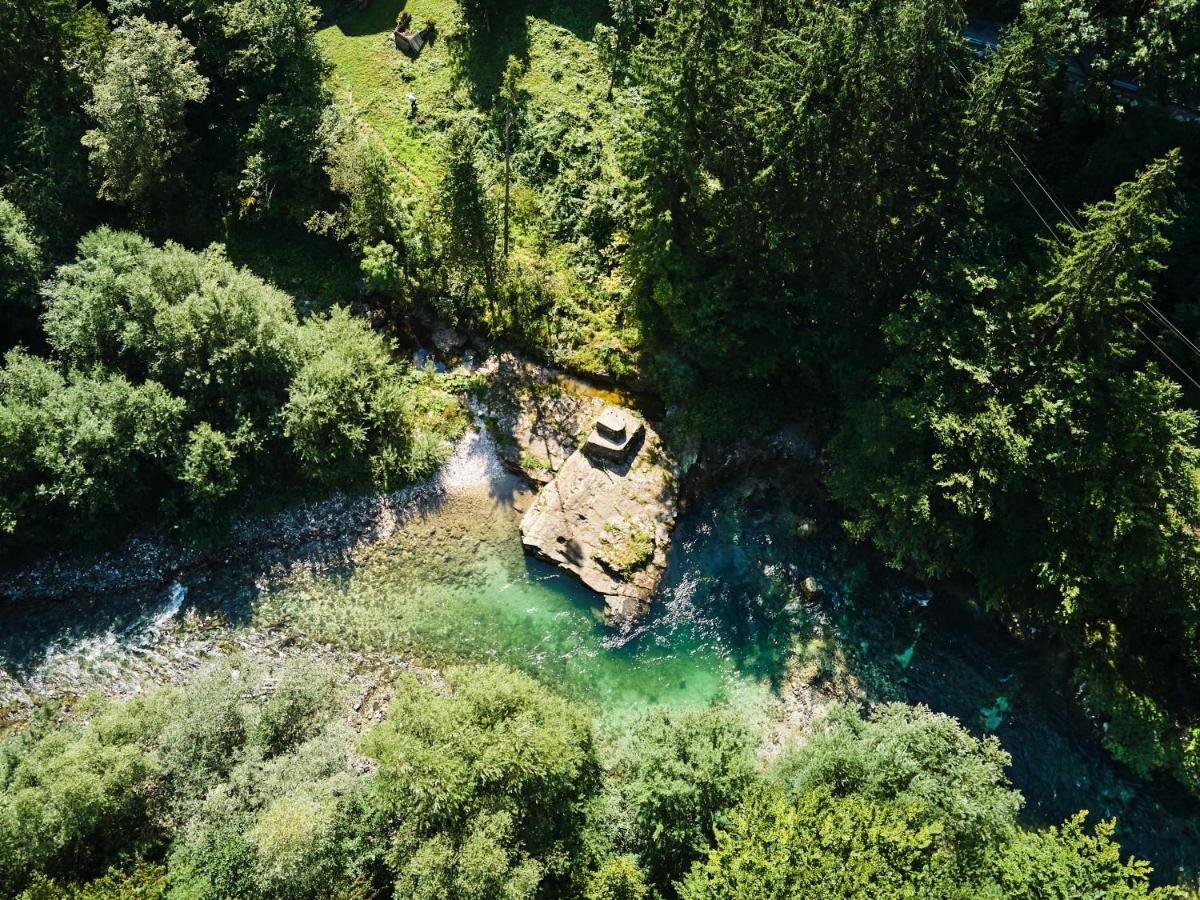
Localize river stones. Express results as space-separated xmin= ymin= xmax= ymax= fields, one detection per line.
xmin=519 ymin=405 xmax=678 ymax=626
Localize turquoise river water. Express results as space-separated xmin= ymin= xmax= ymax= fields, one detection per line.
xmin=2 ymin=426 xmax=1199 ymax=884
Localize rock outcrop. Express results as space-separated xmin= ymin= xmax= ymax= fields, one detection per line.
xmin=519 ymin=405 xmax=677 ymax=625
xmin=484 ymin=355 xmax=606 ymax=484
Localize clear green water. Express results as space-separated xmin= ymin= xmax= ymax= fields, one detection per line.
xmin=251 ymin=471 xmax=782 ymax=719
xmin=4 ymin=429 xmax=1200 ymax=882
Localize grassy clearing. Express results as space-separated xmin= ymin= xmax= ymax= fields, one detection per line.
xmin=318 ymin=0 xmax=613 ymax=192
xmin=319 ymin=0 xmax=642 ymax=381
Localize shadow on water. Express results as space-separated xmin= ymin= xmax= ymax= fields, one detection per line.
xmin=2 ymin=435 xmax=1198 ymax=883
xmin=689 ymin=461 xmax=1200 ymax=886
xmin=0 ymin=446 xmax=467 ymax=681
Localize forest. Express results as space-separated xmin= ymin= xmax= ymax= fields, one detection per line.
xmin=3 ymin=0 xmax=1200 ymax=896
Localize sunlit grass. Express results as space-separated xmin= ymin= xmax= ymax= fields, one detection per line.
xmin=318 ymin=0 xmax=612 ymax=192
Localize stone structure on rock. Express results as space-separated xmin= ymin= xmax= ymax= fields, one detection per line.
xmin=519 ymin=404 xmax=677 ymax=626
xmin=485 ymin=354 xmax=606 ymax=485
xmin=585 ymin=407 xmax=644 ymax=462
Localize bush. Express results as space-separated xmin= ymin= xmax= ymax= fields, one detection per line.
xmin=3 ymin=229 xmax=453 ymax=553
xmin=0 ymin=351 xmax=184 ymax=541
xmin=0 ymin=669 xmax=1184 ymax=898
xmin=156 ymin=669 xmax=247 ymax=809
xmin=679 ymin=785 xmax=967 ymax=899
xmin=250 ymin=665 xmax=337 ymax=758
xmin=585 ymin=855 xmax=649 ymax=900
xmin=603 ymin=705 xmax=757 ymax=887
xmin=0 ymin=703 xmax=164 ymax=896
xmin=996 ymin=813 xmax=1177 ymax=899
xmin=362 ymin=666 xmax=602 ymax=894
xmin=0 ymin=192 xmax=44 ymax=349
xmin=285 ymin=306 xmax=416 ymax=488
xmin=771 ymin=703 xmax=1021 ymax=867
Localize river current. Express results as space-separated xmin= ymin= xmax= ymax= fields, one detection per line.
xmin=2 ymin=425 xmax=1198 ymax=883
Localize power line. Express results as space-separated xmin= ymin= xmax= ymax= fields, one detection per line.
xmin=945 ymin=45 xmax=1200 ymax=387
xmin=1008 ymin=175 xmax=1064 ymax=247
xmin=1125 ymin=316 xmax=1200 ymax=392
xmin=1142 ymin=299 xmax=1200 ymax=361
xmin=1005 ymin=139 xmax=1082 ymax=230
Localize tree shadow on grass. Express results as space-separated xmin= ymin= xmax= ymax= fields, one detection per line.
xmin=331 ymin=0 xmax=410 ymax=38
xmin=446 ymin=12 xmax=532 ymax=108
xmin=330 ymin=0 xmax=609 ymax=108
xmin=450 ymin=0 xmax=612 ymax=106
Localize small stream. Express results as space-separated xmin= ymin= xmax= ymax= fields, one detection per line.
xmin=2 ymin=425 xmax=1199 ymax=884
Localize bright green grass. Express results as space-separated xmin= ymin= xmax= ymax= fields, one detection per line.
xmin=318 ymin=0 xmax=613 ymax=192
xmin=319 ymin=0 xmax=641 ymax=380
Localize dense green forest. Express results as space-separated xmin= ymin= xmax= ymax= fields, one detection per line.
xmin=0 ymin=661 xmax=1183 ymax=898
xmin=4 ymin=0 xmax=1200 ymax=894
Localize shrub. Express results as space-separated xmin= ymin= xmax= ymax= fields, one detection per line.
xmin=603 ymin=705 xmax=756 ymax=887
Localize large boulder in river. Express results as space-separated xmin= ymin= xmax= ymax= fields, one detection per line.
xmin=519 ymin=405 xmax=677 ymax=626
xmin=484 ymin=354 xmax=606 ymax=484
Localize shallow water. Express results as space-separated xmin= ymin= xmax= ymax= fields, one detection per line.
xmin=248 ymin=430 xmax=785 ymax=719
xmin=3 ymin=426 xmax=1200 ymax=883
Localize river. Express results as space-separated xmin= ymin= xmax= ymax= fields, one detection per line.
xmin=1 ymin=424 xmax=1198 ymax=884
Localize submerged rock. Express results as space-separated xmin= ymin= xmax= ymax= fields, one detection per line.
xmin=519 ymin=405 xmax=678 ymax=626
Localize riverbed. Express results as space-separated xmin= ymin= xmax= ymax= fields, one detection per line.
xmin=1 ymin=424 xmax=1198 ymax=884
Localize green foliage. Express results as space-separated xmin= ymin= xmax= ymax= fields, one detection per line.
xmin=3 ymin=228 xmax=456 ymax=552
xmin=996 ymin=812 xmax=1181 ymax=899
xmin=1041 ymin=0 xmax=1200 ymax=110
xmin=21 ymin=862 xmax=168 ymax=900
xmin=0 ymin=699 xmax=166 ymax=896
xmin=314 ymin=129 xmax=405 ymax=252
xmin=362 ymin=665 xmax=602 ymax=895
xmin=0 ymin=0 xmax=107 ymax=246
xmin=771 ymin=704 xmax=1021 ymax=866
xmin=679 ymin=785 xmax=969 ymax=899
xmin=0 ymin=192 xmax=45 ymax=348
xmin=0 ymin=350 xmax=184 ymax=539
xmin=0 ymin=667 xmax=1185 ymax=898
xmin=180 ymin=422 xmax=242 ymax=524
xmin=42 ymin=229 xmax=301 ymax=426
xmin=598 ymin=522 xmax=653 ymax=577
xmin=681 ymin=704 xmax=1179 ymax=898
xmin=156 ymin=668 xmax=248 ymax=807
xmin=81 ymin=17 xmax=209 ymax=214
xmin=603 ymin=705 xmax=756 ymax=887
xmin=284 ymin=306 xmax=417 ymax=488
xmin=625 ymin=0 xmax=969 ymax=417
xmin=5 ymin=0 xmax=1200 ymax=885
xmin=584 ymin=855 xmax=648 ymax=900
xmin=453 ymin=0 xmax=517 ymax=36
xmin=830 ymin=154 xmax=1200 ymax=789
xmin=219 ymin=0 xmax=336 ymax=220
xmin=359 ymin=241 xmax=408 ymax=297
xmin=434 ymin=116 xmax=499 ymax=322
xmin=251 ymin=665 xmax=337 ymax=758
xmin=394 ymin=811 xmax=543 ymax=900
